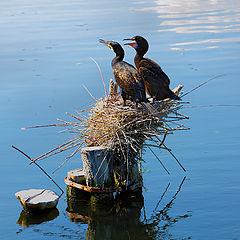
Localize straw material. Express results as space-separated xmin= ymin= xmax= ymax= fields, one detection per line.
xmin=30 ymin=83 xmax=188 ymax=176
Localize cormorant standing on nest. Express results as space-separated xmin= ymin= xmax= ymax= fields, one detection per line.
xmin=123 ymin=36 xmax=181 ymax=101
xmin=99 ymin=39 xmax=148 ymax=106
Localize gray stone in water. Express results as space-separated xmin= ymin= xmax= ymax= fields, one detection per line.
xmin=15 ymin=189 xmax=59 ymax=211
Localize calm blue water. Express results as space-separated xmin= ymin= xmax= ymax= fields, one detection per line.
xmin=1 ymin=0 xmax=240 ymax=239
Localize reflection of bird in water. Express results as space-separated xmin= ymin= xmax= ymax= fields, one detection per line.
xmin=124 ymin=36 xmax=181 ymax=101
xmin=99 ymin=39 xmax=148 ymax=106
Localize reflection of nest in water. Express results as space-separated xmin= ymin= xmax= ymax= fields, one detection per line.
xmin=30 ymin=83 xmax=188 ymax=174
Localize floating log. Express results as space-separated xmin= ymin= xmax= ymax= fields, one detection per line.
xmin=15 ymin=189 xmax=59 ymax=211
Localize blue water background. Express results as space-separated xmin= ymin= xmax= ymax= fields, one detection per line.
xmin=0 ymin=0 xmax=240 ymax=239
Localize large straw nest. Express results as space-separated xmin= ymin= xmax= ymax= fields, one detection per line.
xmin=29 ymin=82 xmax=188 ymax=172
xmin=62 ymin=84 xmax=187 ymax=161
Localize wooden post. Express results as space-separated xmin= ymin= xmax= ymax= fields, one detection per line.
xmin=81 ymin=146 xmax=114 ymax=188
xmin=65 ymin=145 xmax=143 ymax=205
xmin=113 ymin=155 xmax=143 ymax=194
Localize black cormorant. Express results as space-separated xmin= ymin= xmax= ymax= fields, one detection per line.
xmin=123 ymin=36 xmax=180 ymax=101
xmin=99 ymin=39 xmax=148 ymax=105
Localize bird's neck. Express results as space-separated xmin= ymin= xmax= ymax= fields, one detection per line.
xmin=112 ymin=53 xmax=124 ymax=66
xmin=134 ymin=53 xmax=143 ymax=69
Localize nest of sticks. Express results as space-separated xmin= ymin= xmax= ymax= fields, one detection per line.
xmin=86 ymin=82 xmax=187 ymax=164
xmin=28 ymin=79 xmax=188 ymax=175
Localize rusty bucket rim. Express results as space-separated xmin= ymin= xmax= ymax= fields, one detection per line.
xmin=64 ymin=177 xmax=116 ymax=193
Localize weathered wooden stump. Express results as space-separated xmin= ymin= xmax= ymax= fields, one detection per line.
xmin=81 ymin=146 xmax=114 ymax=188
xmin=112 ymin=158 xmax=143 ymax=194
xmin=65 ymin=146 xmax=143 ymax=204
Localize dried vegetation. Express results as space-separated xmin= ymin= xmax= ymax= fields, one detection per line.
xmin=28 ymin=79 xmax=188 ymax=174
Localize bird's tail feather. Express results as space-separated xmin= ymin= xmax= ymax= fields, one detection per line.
xmin=169 ymin=90 xmax=181 ymax=100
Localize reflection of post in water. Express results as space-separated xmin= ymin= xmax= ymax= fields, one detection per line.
xmin=66 ymin=177 xmax=191 ymax=240
xmin=154 ymin=177 xmax=185 ymax=212
xmin=17 ymin=208 xmax=59 ymax=228
xmin=66 ymin=186 xmax=149 ymax=239
xmin=66 ymin=189 xmax=146 ymax=240
xmin=145 ymin=177 xmax=192 ymax=239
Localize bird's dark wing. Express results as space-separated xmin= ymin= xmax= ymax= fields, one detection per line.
xmin=139 ymin=66 xmax=163 ymax=98
xmin=113 ymin=61 xmax=147 ymax=102
xmin=139 ymin=65 xmax=180 ymax=100
xmin=139 ymin=58 xmax=170 ymax=86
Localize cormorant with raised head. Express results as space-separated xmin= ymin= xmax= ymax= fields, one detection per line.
xmin=123 ymin=36 xmax=180 ymax=101
xmin=99 ymin=39 xmax=148 ymax=105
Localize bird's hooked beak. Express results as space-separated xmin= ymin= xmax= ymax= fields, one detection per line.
xmin=123 ymin=38 xmax=138 ymax=49
xmin=99 ymin=39 xmax=113 ymax=51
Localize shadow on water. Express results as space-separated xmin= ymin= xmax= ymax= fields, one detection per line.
xmin=65 ymin=177 xmax=190 ymax=240
xmin=17 ymin=208 xmax=59 ymax=228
